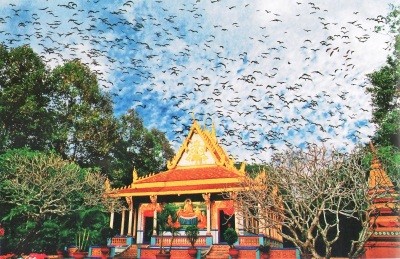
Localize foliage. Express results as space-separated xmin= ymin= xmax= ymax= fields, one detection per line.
xmin=110 ymin=109 xmax=174 ymax=186
xmin=0 ymin=44 xmax=174 ymax=252
xmin=232 ymin=145 xmax=374 ymax=259
xmin=374 ymin=4 xmax=400 ymax=36
xmin=156 ymin=203 xmax=181 ymax=254
xmin=0 ymin=44 xmax=174 ymax=188
xmin=0 ymin=44 xmax=52 ymax=152
xmin=0 ymin=149 xmax=113 ymax=253
xmin=367 ymin=55 xmax=399 ymax=147
xmin=48 ymin=59 xmax=118 ymax=170
xmin=365 ymin=6 xmax=400 ymax=217
xmin=185 ymin=225 xmax=199 ymax=248
xmin=223 ymin=228 xmax=238 ymax=248
xmin=368 ymin=4 xmax=400 ymax=149
xmin=0 ymin=149 xmax=108 ymax=220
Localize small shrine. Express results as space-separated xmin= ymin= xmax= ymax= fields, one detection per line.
xmin=101 ymin=120 xmax=287 ymax=258
xmin=362 ymin=144 xmax=400 ymax=258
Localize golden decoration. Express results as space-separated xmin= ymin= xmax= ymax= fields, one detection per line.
xmin=132 ymin=167 xmax=138 ymax=182
xmin=186 ymin=139 xmax=207 ymax=165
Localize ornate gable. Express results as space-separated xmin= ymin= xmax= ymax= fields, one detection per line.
xmin=106 ymin=120 xmax=246 ymax=197
xmin=167 ymin=120 xmax=235 ymax=170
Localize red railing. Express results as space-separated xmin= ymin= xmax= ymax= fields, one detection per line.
xmin=111 ymin=237 xmax=129 ymax=246
xmin=238 ymin=236 xmax=259 ymax=246
xmin=154 ymin=236 xmax=207 ymax=246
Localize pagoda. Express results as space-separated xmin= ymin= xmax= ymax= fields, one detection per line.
xmin=362 ymin=144 xmax=400 ymax=258
xmin=100 ymin=120 xmax=284 ymax=258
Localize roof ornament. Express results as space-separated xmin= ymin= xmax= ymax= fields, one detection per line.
xmin=229 ymin=156 xmax=235 ymax=169
xmin=150 ymin=194 xmax=157 ymax=203
xmin=211 ymin=122 xmax=217 ymax=142
xmin=190 ymin=111 xmax=196 ymax=122
xmin=132 ymin=167 xmax=138 ymax=182
xmin=239 ymin=162 xmax=246 ymax=174
xmin=202 ymin=193 xmax=211 ymax=205
xmin=368 ymin=142 xmax=394 ymax=190
xmin=105 ymin=178 xmax=111 ymax=192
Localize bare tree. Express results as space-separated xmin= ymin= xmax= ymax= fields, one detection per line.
xmin=230 ymin=145 xmax=379 ymax=259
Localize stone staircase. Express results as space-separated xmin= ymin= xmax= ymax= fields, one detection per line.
xmin=205 ymin=245 xmax=230 ymax=259
xmin=114 ymin=244 xmax=138 ymax=259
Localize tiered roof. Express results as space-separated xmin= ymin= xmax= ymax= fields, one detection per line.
xmin=367 ymin=143 xmax=399 ymax=237
xmin=108 ymin=120 xmax=246 ymax=197
xmin=368 ymin=146 xmax=395 ymax=190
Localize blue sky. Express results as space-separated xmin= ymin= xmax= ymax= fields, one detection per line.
xmin=0 ymin=0 xmax=395 ymax=163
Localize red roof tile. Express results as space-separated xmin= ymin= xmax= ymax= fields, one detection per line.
xmin=137 ymin=165 xmax=241 ymax=183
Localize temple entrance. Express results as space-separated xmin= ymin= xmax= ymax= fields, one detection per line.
xmin=219 ymin=210 xmax=235 ymax=243
xmin=143 ymin=216 xmax=153 ymax=243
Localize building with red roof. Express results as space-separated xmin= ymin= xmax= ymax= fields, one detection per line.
xmin=102 ymin=120 xmax=284 ymax=258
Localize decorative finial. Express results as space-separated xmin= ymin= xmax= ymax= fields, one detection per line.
xmin=239 ymin=161 xmax=246 ymax=173
xmin=150 ymin=194 xmax=158 ymax=210
xmin=211 ymin=122 xmax=216 ymax=139
xmin=132 ymin=167 xmax=138 ymax=182
xmin=105 ymin=178 xmax=111 ymax=192
xmin=190 ymin=111 xmax=196 ymax=122
xmin=369 ymin=142 xmax=377 ymax=154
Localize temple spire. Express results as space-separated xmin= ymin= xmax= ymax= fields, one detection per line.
xmin=368 ymin=142 xmax=394 ymax=190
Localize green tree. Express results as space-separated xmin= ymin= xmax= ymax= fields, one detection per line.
xmin=0 ymin=148 xmax=112 ymax=253
xmin=110 ymin=109 xmax=174 ymax=186
xmin=48 ymin=60 xmax=118 ymax=169
xmin=0 ymin=44 xmax=52 ymax=152
xmin=367 ymin=4 xmax=400 ymax=180
xmin=367 ymin=54 xmax=399 ymax=147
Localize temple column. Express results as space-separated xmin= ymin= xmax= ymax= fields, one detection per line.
xmin=153 ymin=209 xmax=157 ymax=235
xmin=133 ymin=208 xmax=137 ymax=238
xmin=202 ymin=193 xmax=211 ymax=234
xmin=127 ymin=197 xmax=133 ymax=236
xmin=150 ymin=195 xmax=158 ymax=235
xmin=110 ymin=210 xmax=115 ymax=229
xmin=120 ymin=209 xmax=126 ymax=236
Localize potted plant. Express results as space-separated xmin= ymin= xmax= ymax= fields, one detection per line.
xmin=98 ymin=227 xmax=116 ymax=259
xmin=257 ymin=240 xmax=271 ymax=259
xmin=223 ymin=227 xmax=239 ymax=259
xmin=156 ymin=203 xmax=180 ymax=259
xmin=56 ymin=245 xmax=66 ymax=259
xmin=185 ymin=225 xmax=199 ymax=258
xmin=72 ymin=229 xmax=90 ymax=259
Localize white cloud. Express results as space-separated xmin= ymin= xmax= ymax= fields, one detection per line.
xmin=0 ymin=0 xmax=395 ymax=164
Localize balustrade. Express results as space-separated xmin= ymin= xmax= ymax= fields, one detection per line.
xmin=154 ymin=235 xmax=207 ymax=247
xmin=238 ymin=236 xmax=259 ymax=246
xmin=111 ymin=237 xmax=129 ymax=246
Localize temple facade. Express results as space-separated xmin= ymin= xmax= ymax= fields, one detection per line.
xmin=100 ymin=120 xmax=288 ymax=258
